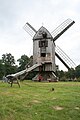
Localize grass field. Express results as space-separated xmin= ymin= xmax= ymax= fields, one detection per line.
xmin=0 ymin=81 xmax=80 ymax=120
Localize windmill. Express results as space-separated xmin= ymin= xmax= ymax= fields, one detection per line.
xmin=23 ymin=18 xmax=76 ymax=81
xmin=6 ymin=18 xmax=76 ymax=84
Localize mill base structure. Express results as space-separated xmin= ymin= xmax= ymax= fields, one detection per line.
xmin=32 ymin=71 xmax=57 ymax=82
xmin=31 ymin=62 xmax=57 ymax=81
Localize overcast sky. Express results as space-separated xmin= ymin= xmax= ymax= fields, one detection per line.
xmin=0 ymin=0 xmax=80 ymax=70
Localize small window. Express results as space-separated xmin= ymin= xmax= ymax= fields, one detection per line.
xmin=41 ymin=53 xmax=46 ymax=57
xmin=42 ymin=32 xmax=47 ymax=38
xmin=39 ymin=40 xmax=48 ymax=47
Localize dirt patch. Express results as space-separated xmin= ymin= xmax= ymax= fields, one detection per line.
xmin=52 ymin=97 xmax=57 ymax=100
xmin=32 ymin=100 xmax=41 ymax=103
xmin=34 ymin=94 xmax=39 ymax=97
xmin=53 ymin=106 xmax=64 ymax=110
xmin=75 ymin=107 xmax=79 ymax=110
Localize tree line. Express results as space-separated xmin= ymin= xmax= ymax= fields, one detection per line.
xmin=56 ymin=66 xmax=80 ymax=81
xmin=0 ymin=53 xmax=31 ymax=79
xmin=0 ymin=53 xmax=80 ymax=81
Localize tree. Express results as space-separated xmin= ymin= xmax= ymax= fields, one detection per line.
xmin=56 ymin=70 xmax=65 ymax=81
xmin=17 ymin=54 xmax=30 ymax=71
xmin=0 ymin=59 xmax=5 ymax=79
xmin=2 ymin=53 xmax=15 ymax=66
xmin=2 ymin=53 xmax=17 ymax=76
xmin=65 ymin=68 xmax=75 ymax=81
xmin=29 ymin=55 xmax=33 ymax=67
xmin=75 ymin=65 xmax=80 ymax=78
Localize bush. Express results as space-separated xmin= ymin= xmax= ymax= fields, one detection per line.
xmin=76 ymin=77 xmax=80 ymax=82
xmin=59 ymin=76 xmax=67 ymax=81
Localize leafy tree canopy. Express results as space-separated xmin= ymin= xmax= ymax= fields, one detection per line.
xmin=17 ymin=54 xmax=30 ymax=71
xmin=1 ymin=53 xmax=17 ymax=76
xmin=2 ymin=53 xmax=15 ymax=66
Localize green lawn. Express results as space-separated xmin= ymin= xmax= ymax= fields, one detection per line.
xmin=0 ymin=81 xmax=80 ymax=120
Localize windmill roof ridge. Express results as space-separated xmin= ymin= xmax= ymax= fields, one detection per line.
xmin=33 ymin=26 xmax=53 ymax=40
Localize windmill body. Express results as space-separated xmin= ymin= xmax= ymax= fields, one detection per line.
xmin=33 ymin=26 xmax=55 ymax=71
xmin=32 ymin=26 xmax=56 ymax=81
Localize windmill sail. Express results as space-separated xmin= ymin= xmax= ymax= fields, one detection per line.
xmin=23 ymin=22 xmax=36 ymax=37
xmin=55 ymin=46 xmax=76 ymax=70
xmin=52 ymin=19 xmax=75 ymax=41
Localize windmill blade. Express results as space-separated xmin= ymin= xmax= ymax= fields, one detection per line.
xmin=27 ymin=22 xmax=37 ymax=33
xmin=23 ymin=22 xmax=37 ymax=37
xmin=55 ymin=45 xmax=76 ymax=70
xmin=51 ymin=19 xmax=75 ymax=41
xmin=55 ymin=52 xmax=71 ymax=70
